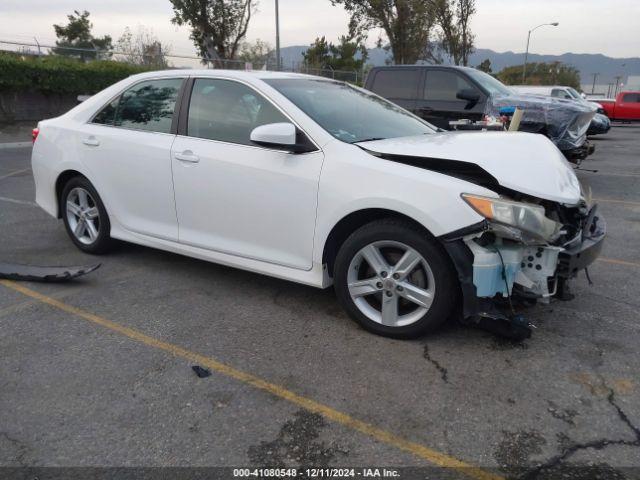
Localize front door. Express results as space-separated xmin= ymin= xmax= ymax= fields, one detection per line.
xmin=171 ymin=78 xmax=324 ymax=270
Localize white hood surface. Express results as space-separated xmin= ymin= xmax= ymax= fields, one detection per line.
xmin=357 ymin=131 xmax=582 ymax=205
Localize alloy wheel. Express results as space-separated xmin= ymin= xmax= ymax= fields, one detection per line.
xmin=347 ymin=240 xmax=436 ymax=327
xmin=65 ymin=187 xmax=100 ymax=245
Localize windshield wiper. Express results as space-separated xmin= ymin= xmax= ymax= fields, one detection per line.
xmin=351 ymin=137 xmax=386 ymax=144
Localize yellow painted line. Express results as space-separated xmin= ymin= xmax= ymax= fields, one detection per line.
xmin=595 ymin=198 xmax=640 ymax=207
xmin=598 ymin=257 xmax=640 ymax=268
xmin=0 ymin=279 xmax=502 ymax=480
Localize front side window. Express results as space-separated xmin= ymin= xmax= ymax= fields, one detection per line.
xmin=622 ymin=93 xmax=639 ymax=103
xmin=370 ymin=69 xmax=420 ymax=100
xmin=265 ymin=78 xmax=434 ymax=144
xmin=464 ymin=69 xmax=512 ymax=96
xmin=187 ymin=78 xmax=288 ymax=146
xmin=111 ymin=78 xmax=183 ymax=133
xmin=424 ymin=71 xmax=477 ymax=101
xmin=551 ymin=89 xmax=571 ymax=99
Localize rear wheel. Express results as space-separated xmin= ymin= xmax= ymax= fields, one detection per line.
xmin=334 ymin=219 xmax=457 ymax=339
xmin=61 ymin=177 xmax=113 ymax=254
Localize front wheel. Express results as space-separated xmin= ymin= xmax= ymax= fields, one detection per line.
xmin=334 ymin=219 xmax=458 ymax=339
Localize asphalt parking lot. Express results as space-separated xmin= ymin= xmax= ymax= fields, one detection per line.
xmin=1 ymin=126 xmax=639 ymax=479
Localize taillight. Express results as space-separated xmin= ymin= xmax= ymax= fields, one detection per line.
xmin=32 ymin=127 xmax=39 ymax=144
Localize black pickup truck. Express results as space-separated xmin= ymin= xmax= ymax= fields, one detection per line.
xmin=364 ymin=65 xmax=595 ymax=162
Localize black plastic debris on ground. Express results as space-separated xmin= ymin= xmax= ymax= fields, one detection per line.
xmin=0 ymin=262 xmax=101 ymax=282
xmin=192 ymin=365 xmax=211 ymax=378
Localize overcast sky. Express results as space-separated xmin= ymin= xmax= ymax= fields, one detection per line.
xmin=1 ymin=0 xmax=639 ymax=59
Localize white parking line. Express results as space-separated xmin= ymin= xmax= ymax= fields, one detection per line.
xmin=0 ymin=168 xmax=31 ymax=181
xmin=0 ymin=142 xmax=31 ymax=149
xmin=0 ymin=196 xmax=37 ymax=207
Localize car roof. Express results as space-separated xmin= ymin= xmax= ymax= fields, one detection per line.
xmin=511 ymin=85 xmax=571 ymax=90
xmin=126 ymin=69 xmax=321 ymax=82
xmin=369 ymin=64 xmax=474 ymax=72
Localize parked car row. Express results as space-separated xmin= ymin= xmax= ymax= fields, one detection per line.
xmin=364 ymin=66 xmax=596 ymax=162
xmin=32 ymin=69 xmax=605 ymax=340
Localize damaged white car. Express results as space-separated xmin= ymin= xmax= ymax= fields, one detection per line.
xmin=31 ymin=71 xmax=605 ymax=339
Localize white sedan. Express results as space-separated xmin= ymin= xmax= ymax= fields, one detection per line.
xmin=31 ymin=70 xmax=605 ymax=338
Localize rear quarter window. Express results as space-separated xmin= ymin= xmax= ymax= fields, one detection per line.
xmin=113 ymin=78 xmax=183 ymax=133
xmin=369 ymin=69 xmax=420 ymax=100
xmin=622 ymin=93 xmax=640 ymax=103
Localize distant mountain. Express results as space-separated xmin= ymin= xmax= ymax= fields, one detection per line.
xmin=279 ymin=45 xmax=639 ymax=85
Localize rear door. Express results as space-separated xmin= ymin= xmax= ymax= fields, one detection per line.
xmin=366 ymin=68 xmax=421 ymax=112
xmin=415 ymin=69 xmax=485 ymax=129
xmin=79 ymin=77 xmax=184 ymax=241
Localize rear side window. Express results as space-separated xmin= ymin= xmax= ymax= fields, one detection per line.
xmin=423 ymin=71 xmax=477 ymax=101
xmin=622 ymin=93 xmax=640 ymax=103
xmin=187 ymin=78 xmax=288 ymax=146
xmin=92 ymin=99 xmax=118 ymax=125
xmin=370 ymin=69 xmax=420 ymax=100
xmin=112 ymin=78 xmax=183 ymax=133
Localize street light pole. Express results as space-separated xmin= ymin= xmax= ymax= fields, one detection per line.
xmin=522 ymin=22 xmax=559 ymax=84
xmin=275 ymin=0 xmax=281 ymax=71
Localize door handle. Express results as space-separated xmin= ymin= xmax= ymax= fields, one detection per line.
xmin=82 ymin=137 xmax=100 ymax=147
xmin=174 ymin=151 xmax=200 ymax=163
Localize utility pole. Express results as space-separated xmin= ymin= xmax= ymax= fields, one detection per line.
xmin=275 ymin=0 xmax=281 ymax=71
xmin=591 ymin=73 xmax=599 ymax=94
xmin=614 ymin=75 xmax=622 ymax=96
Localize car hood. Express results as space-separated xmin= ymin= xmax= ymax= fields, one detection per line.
xmin=356 ymin=131 xmax=581 ymax=205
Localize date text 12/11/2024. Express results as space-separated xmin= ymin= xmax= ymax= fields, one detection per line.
xmin=233 ymin=468 xmax=401 ymax=478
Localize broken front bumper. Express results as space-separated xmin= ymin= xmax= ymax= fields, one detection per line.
xmin=441 ymin=209 xmax=606 ymax=320
xmin=557 ymin=213 xmax=606 ymax=278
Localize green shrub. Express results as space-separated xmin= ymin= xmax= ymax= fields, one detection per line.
xmin=0 ymin=53 xmax=150 ymax=95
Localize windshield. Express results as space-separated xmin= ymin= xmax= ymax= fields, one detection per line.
xmin=264 ymin=78 xmax=435 ymax=143
xmin=567 ymin=87 xmax=582 ymax=100
xmin=465 ymin=69 xmax=512 ymax=96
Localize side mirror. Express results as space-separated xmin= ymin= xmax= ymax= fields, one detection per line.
xmin=456 ymin=89 xmax=481 ymax=108
xmin=250 ymin=122 xmax=315 ymax=153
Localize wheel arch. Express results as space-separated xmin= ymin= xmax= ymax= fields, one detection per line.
xmin=322 ymin=208 xmax=436 ymax=278
xmin=55 ymin=170 xmax=89 ymax=218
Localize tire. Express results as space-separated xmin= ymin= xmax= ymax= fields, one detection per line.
xmin=333 ymin=218 xmax=458 ymax=339
xmin=60 ymin=176 xmax=113 ymax=254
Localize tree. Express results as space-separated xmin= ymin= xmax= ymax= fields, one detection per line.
xmin=328 ymin=35 xmax=369 ymax=71
xmin=303 ymin=36 xmax=368 ymax=73
xmin=169 ymin=0 xmax=257 ymax=64
xmin=116 ymin=27 xmax=172 ymax=68
xmin=431 ymin=0 xmax=475 ymax=66
xmin=329 ymin=0 xmax=437 ymax=65
xmin=53 ymin=10 xmax=113 ymax=61
xmin=497 ymin=62 xmax=581 ymax=89
xmin=302 ymin=37 xmax=331 ymax=68
xmin=239 ymin=39 xmax=275 ymax=68
xmin=477 ymin=58 xmax=492 ymax=73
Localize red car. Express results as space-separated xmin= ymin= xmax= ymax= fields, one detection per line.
xmin=599 ymin=91 xmax=640 ymax=121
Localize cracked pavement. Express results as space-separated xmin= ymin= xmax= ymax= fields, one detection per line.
xmin=1 ymin=126 xmax=640 ymax=478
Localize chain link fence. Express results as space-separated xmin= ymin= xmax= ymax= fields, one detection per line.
xmin=0 ymin=39 xmax=365 ymax=84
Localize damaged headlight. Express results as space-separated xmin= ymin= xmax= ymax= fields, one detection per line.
xmin=462 ymin=194 xmax=563 ymax=242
